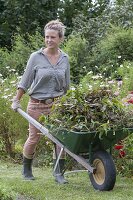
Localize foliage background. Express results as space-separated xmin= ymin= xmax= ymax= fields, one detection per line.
xmin=0 ymin=0 xmax=133 ymax=178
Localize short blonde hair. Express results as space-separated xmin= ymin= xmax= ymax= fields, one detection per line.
xmin=44 ymin=19 xmax=65 ymax=38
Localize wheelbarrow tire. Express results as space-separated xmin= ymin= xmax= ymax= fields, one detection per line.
xmin=89 ymin=150 xmax=116 ymax=191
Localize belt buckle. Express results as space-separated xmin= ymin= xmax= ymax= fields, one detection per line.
xmin=45 ymin=99 xmax=53 ymax=104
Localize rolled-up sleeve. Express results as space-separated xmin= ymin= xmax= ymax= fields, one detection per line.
xmin=18 ymin=53 xmax=36 ymax=92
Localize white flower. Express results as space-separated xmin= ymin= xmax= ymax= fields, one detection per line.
xmin=92 ymin=74 xmax=102 ymax=79
xmin=2 ymin=95 xmax=8 ymax=99
xmin=108 ymin=80 xmax=115 ymax=84
xmin=10 ymin=81 xmax=16 ymax=84
xmin=83 ymin=66 xmax=86 ymax=69
xmin=89 ymin=85 xmax=92 ymax=89
xmin=8 ymin=94 xmax=12 ymax=97
xmin=118 ymin=56 xmax=121 ymax=59
xmin=11 ymin=69 xmax=16 ymax=72
xmin=17 ymin=76 xmax=22 ymax=79
xmin=1 ymin=80 xmax=5 ymax=83
xmin=12 ymin=84 xmax=17 ymax=87
xmin=87 ymin=71 xmax=93 ymax=75
xmin=4 ymin=88 xmax=10 ymax=92
xmin=100 ymin=85 xmax=104 ymax=87
xmin=70 ymin=86 xmax=76 ymax=91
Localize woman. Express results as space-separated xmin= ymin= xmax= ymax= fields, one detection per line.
xmin=11 ymin=19 xmax=70 ymax=184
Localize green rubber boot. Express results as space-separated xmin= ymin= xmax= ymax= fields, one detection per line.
xmin=22 ymin=156 xmax=35 ymax=180
xmin=53 ymin=159 xmax=68 ymax=184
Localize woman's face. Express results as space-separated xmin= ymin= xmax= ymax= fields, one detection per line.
xmin=45 ymin=29 xmax=62 ymax=49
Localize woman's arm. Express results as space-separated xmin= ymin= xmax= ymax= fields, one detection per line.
xmin=15 ymin=88 xmax=25 ymax=100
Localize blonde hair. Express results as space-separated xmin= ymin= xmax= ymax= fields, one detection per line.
xmin=44 ymin=19 xmax=66 ymax=38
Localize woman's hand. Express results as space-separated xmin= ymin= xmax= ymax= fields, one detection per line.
xmin=11 ymin=97 xmax=21 ymax=112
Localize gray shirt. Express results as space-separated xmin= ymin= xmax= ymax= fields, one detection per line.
xmin=18 ymin=48 xmax=70 ymax=100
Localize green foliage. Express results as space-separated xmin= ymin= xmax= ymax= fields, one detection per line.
xmin=63 ymin=34 xmax=88 ymax=83
xmin=0 ymin=184 xmax=16 ymax=200
xmin=109 ymin=0 xmax=133 ymax=28
xmin=71 ymin=1 xmax=133 ymax=79
xmin=35 ymin=136 xmax=53 ymax=167
xmin=0 ymin=74 xmax=29 ymax=158
xmin=0 ymin=73 xmax=53 ymax=163
xmin=89 ymin=27 xmax=133 ymax=77
xmin=54 ymin=0 xmax=110 ymax=35
xmin=72 ymin=13 xmax=110 ymax=51
xmin=45 ymin=74 xmax=133 ymax=137
xmin=116 ymin=61 xmax=133 ymax=93
xmin=113 ymin=133 xmax=133 ymax=177
xmin=0 ymin=31 xmax=43 ymax=77
xmin=72 ymin=0 xmax=133 ymax=54
xmin=0 ymin=0 xmax=59 ymax=48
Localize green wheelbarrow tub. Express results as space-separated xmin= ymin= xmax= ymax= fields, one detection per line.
xmin=51 ymin=128 xmax=133 ymax=154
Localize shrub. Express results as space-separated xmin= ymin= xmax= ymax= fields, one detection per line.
xmin=116 ymin=61 xmax=133 ymax=94
xmin=0 ymin=73 xmax=53 ymax=164
xmin=0 ymin=31 xmax=43 ymax=78
xmin=89 ymin=26 xmax=133 ymax=77
xmin=0 ymin=74 xmax=28 ymax=158
xmin=63 ymin=34 xmax=88 ymax=84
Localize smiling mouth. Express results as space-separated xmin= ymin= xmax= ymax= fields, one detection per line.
xmin=47 ymin=43 xmax=53 ymax=46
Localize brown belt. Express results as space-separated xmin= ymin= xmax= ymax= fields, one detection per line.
xmin=30 ymin=97 xmax=54 ymax=104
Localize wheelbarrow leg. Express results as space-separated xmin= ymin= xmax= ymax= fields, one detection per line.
xmin=53 ymin=144 xmax=68 ymax=184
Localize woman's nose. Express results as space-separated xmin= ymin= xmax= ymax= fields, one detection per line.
xmin=47 ymin=37 xmax=52 ymax=42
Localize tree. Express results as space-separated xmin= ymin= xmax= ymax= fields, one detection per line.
xmin=58 ymin=0 xmax=110 ymax=35
xmin=0 ymin=0 xmax=60 ymax=48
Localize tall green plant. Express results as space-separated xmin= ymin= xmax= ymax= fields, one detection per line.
xmin=0 ymin=74 xmax=28 ymax=158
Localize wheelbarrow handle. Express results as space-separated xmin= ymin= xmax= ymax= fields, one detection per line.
xmin=17 ymin=108 xmax=63 ymax=147
xmin=17 ymin=108 xmax=49 ymax=135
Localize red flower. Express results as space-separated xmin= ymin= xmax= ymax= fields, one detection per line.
xmin=127 ymin=98 xmax=133 ymax=104
xmin=119 ymin=150 xmax=126 ymax=158
xmin=114 ymin=144 xmax=124 ymax=150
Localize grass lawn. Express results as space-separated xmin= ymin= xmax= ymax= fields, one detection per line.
xmin=0 ymin=160 xmax=133 ymax=200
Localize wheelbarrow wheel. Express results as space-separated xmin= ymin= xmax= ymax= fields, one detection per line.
xmin=89 ymin=150 xmax=116 ymax=191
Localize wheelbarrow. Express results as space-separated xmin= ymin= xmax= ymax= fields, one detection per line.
xmin=17 ymin=108 xmax=133 ymax=191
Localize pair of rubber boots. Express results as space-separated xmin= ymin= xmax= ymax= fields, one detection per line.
xmin=22 ymin=157 xmax=68 ymax=184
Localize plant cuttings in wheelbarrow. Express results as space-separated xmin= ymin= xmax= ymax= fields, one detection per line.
xmin=43 ymin=84 xmax=133 ymax=139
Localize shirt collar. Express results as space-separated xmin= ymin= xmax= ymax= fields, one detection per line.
xmin=37 ymin=47 xmax=68 ymax=58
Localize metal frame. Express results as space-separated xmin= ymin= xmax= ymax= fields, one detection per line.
xmin=17 ymin=108 xmax=95 ymax=173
